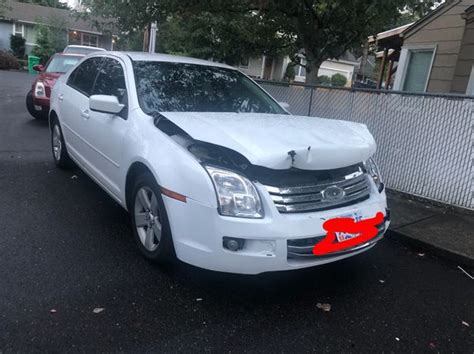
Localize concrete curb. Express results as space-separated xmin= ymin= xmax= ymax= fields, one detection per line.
xmin=386 ymin=229 xmax=474 ymax=269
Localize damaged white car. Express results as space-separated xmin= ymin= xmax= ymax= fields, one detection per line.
xmin=49 ymin=52 xmax=390 ymax=274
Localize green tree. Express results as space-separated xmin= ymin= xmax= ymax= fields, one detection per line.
xmin=10 ymin=34 xmax=26 ymax=58
xmin=31 ymin=17 xmax=67 ymax=63
xmin=0 ymin=0 xmax=9 ymax=19
xmin=79 ymin=0 xmax=436 ymax=84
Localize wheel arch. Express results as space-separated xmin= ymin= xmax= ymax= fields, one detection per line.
xmin=125 ymin=161 xmax=155 ymax=211
xmin=49 ymin=110 xmax=58 ymax=131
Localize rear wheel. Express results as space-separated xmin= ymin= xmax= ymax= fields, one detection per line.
xmin=51 ymin=118 xmax=71 ymax=169
xmin=130 ymin=173 xmax=175 ymax=264
xmin=26 ymin=90 xmax=47 ymax=120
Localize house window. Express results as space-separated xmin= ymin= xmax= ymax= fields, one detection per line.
xmin=240 ymin=57 xmax=249 ymax=68
xmin=296 ymin=58 xmax=306 ymax=78
xmin=81 ymin=33 xmax=98 ymax=47
xmin=13 ymin=23 xmax=24 ymax=37
xmin=401 ymin=48 xmax=435 ymax=92
xmin=24 ymin=25 xmax=37 ymax=46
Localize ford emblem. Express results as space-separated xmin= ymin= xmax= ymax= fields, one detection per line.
xmin=321 ymin=185 xmax=345 ymax=201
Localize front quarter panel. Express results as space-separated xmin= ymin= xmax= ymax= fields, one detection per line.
xmin=121 ymin=109 xmax=218 ymax=209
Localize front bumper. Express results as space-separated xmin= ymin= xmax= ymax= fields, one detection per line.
xmin=164 ymin=180 xmax=389 ymax=274
xmin=33 ymin=95 xmax=50 ymax=108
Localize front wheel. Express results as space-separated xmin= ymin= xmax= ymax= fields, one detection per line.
xmin=26 ymin=91 xmax=47 ymax=120
xmin=130 ymin=173 xmax=176 ymax=264
xmin=51 ymin=118 xmax=71 ymax=169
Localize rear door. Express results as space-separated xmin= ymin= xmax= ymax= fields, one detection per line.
xmin=60 ymin=57 xmax=103 ymax=165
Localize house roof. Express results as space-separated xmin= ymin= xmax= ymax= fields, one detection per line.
xmin=402 ymin=0 xmax=461 ymax=38
xmin=3 ymin=0 xmax=104 ymax=34
xmin=368 ymin=23 xmax=413 ymax=44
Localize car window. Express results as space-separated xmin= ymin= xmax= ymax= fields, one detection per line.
xmin=45 ymin=55 xmax=83 ymax=73
xmin=92 ymin=58 xmax=127 ymax=104
xmin=132 ymin=61 xmax=286 ymax=114
xmin=67 ymin=57 xmax=103 ymax=96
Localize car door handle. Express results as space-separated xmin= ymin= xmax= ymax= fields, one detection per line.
xmin=58 ymin=94 xmax=64 ymax=102
xmin=81 ymin=109 xmax=90 ymax=119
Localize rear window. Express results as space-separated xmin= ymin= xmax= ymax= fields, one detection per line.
xmin=45 ymin=55 xmax=82 ymax=73
xmin=64 ymin=47 xmax=104 ymax=55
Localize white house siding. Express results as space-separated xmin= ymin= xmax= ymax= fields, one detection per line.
xmin=294 ymin=60 xmax=357 ymax=86
xmin=0 ymin=21 xmax=13 ymax=52
xmin=0 ymin=21 xmax=40 ymax=54
xmin=238 ymin=56 xmax=265 ymax=78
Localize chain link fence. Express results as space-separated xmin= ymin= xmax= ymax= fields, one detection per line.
xmin=257 ymin=80 xmax=474 ymax=210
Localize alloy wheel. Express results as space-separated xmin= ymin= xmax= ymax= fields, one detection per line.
xmin=134 ymin=186 xmax=162 ymax=252
xmin=52 ymin=124 xmax=62 ymax=161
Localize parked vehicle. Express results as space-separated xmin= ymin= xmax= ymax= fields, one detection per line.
xmin=63 ymin=45 xmax=106 ymax=55
xmin=49 ymin=52 xmax=389 ymax=274
xmin=26 ymin=53 xmax=83 ymax=119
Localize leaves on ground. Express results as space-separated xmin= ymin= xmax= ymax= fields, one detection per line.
xmin=316 ymin=303 xmax=331 ymax=312
xmin=93 ymin=307 xmax=105 ymax=314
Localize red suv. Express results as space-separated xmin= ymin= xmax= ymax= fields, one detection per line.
xmin=26 ymin=53 xmax=83 ymax=119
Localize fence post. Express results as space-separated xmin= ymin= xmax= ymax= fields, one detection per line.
xmin=307 ymin=87 xmax=314 ymax=116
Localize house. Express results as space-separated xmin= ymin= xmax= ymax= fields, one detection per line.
xmin=373 ymin=0 xmax=474 ymax=94
xmin=237 ymin=54 xmax=359 ymax=87
xmin=0 ymin=0 xmax=114 ymax=55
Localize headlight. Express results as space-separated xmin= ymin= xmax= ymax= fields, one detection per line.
xmin=34 ymin=81 xmax=46 ymax=97
xmin=205 ymin=166 xmax=264 ymax=218
xmin=364 ymin=157 xmax=384 ymax=192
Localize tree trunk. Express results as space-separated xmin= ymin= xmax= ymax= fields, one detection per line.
xmin=305 ymin=61 xmax=321 ymax=85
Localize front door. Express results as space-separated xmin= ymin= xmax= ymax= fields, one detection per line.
xmin=83 ymin=57 xmax=129 ymax=197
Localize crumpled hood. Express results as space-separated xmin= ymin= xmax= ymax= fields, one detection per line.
xmin=160 ymin=112 xmax=376 ymax=170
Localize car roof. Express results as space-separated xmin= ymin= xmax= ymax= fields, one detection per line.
xmin=109 ymin=52 xmax=235 ymax=70
xmin=55 ymin=52 xmax=86 ymax=57
xmin=65 ymin=45 xmax=106 ymax=51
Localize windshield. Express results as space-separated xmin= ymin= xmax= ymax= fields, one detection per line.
xmin=133 ymin=61 xmax=286 ymax=114
xmin=45 ymin=55 xmax=82 ymax=73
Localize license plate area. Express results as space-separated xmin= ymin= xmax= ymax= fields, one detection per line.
xmin=334 ymin=212 xmax=363 ymax=242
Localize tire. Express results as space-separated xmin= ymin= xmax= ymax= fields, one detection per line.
xmin=130 ymin=173 xmax=176 ymax=264
xmin=50 ymin=118 xmax=72 ymax=169
xmin=26 ymin=90 xmax=47 ymax=120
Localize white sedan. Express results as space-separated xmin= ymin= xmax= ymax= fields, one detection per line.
xmin=49 ymin=52 xmax=389 ymax=274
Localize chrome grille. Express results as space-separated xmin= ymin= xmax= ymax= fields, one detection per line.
xmin=264 ymin=173 xmax=370 ymax=213
xmin=287 ymin=222 xmax=386 ymax=260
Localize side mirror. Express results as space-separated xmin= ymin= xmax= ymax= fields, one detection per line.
xmin=279 ymin=102 xmax=290 ymax=110
xmin=89 ymin=95 xmax=125 ymax=114
xmin=33 ymin=64 xmax=44 ymax=72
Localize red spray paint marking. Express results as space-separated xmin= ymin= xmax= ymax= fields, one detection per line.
xmin=312 ymin=212 xmax=385 ymax=256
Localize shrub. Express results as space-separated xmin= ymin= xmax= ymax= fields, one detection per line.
xmin=0 ymin=50 xmax=20 ymax=70
xmin=10 ymin=34 xmax=26 ymax=58
xmin=316 ymin=75 xmax=331 ymax=85
xmin=284 ymin=63 xmax=296 ymax=82
xmin=331 ymin=73 xmax=348 ymax=87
